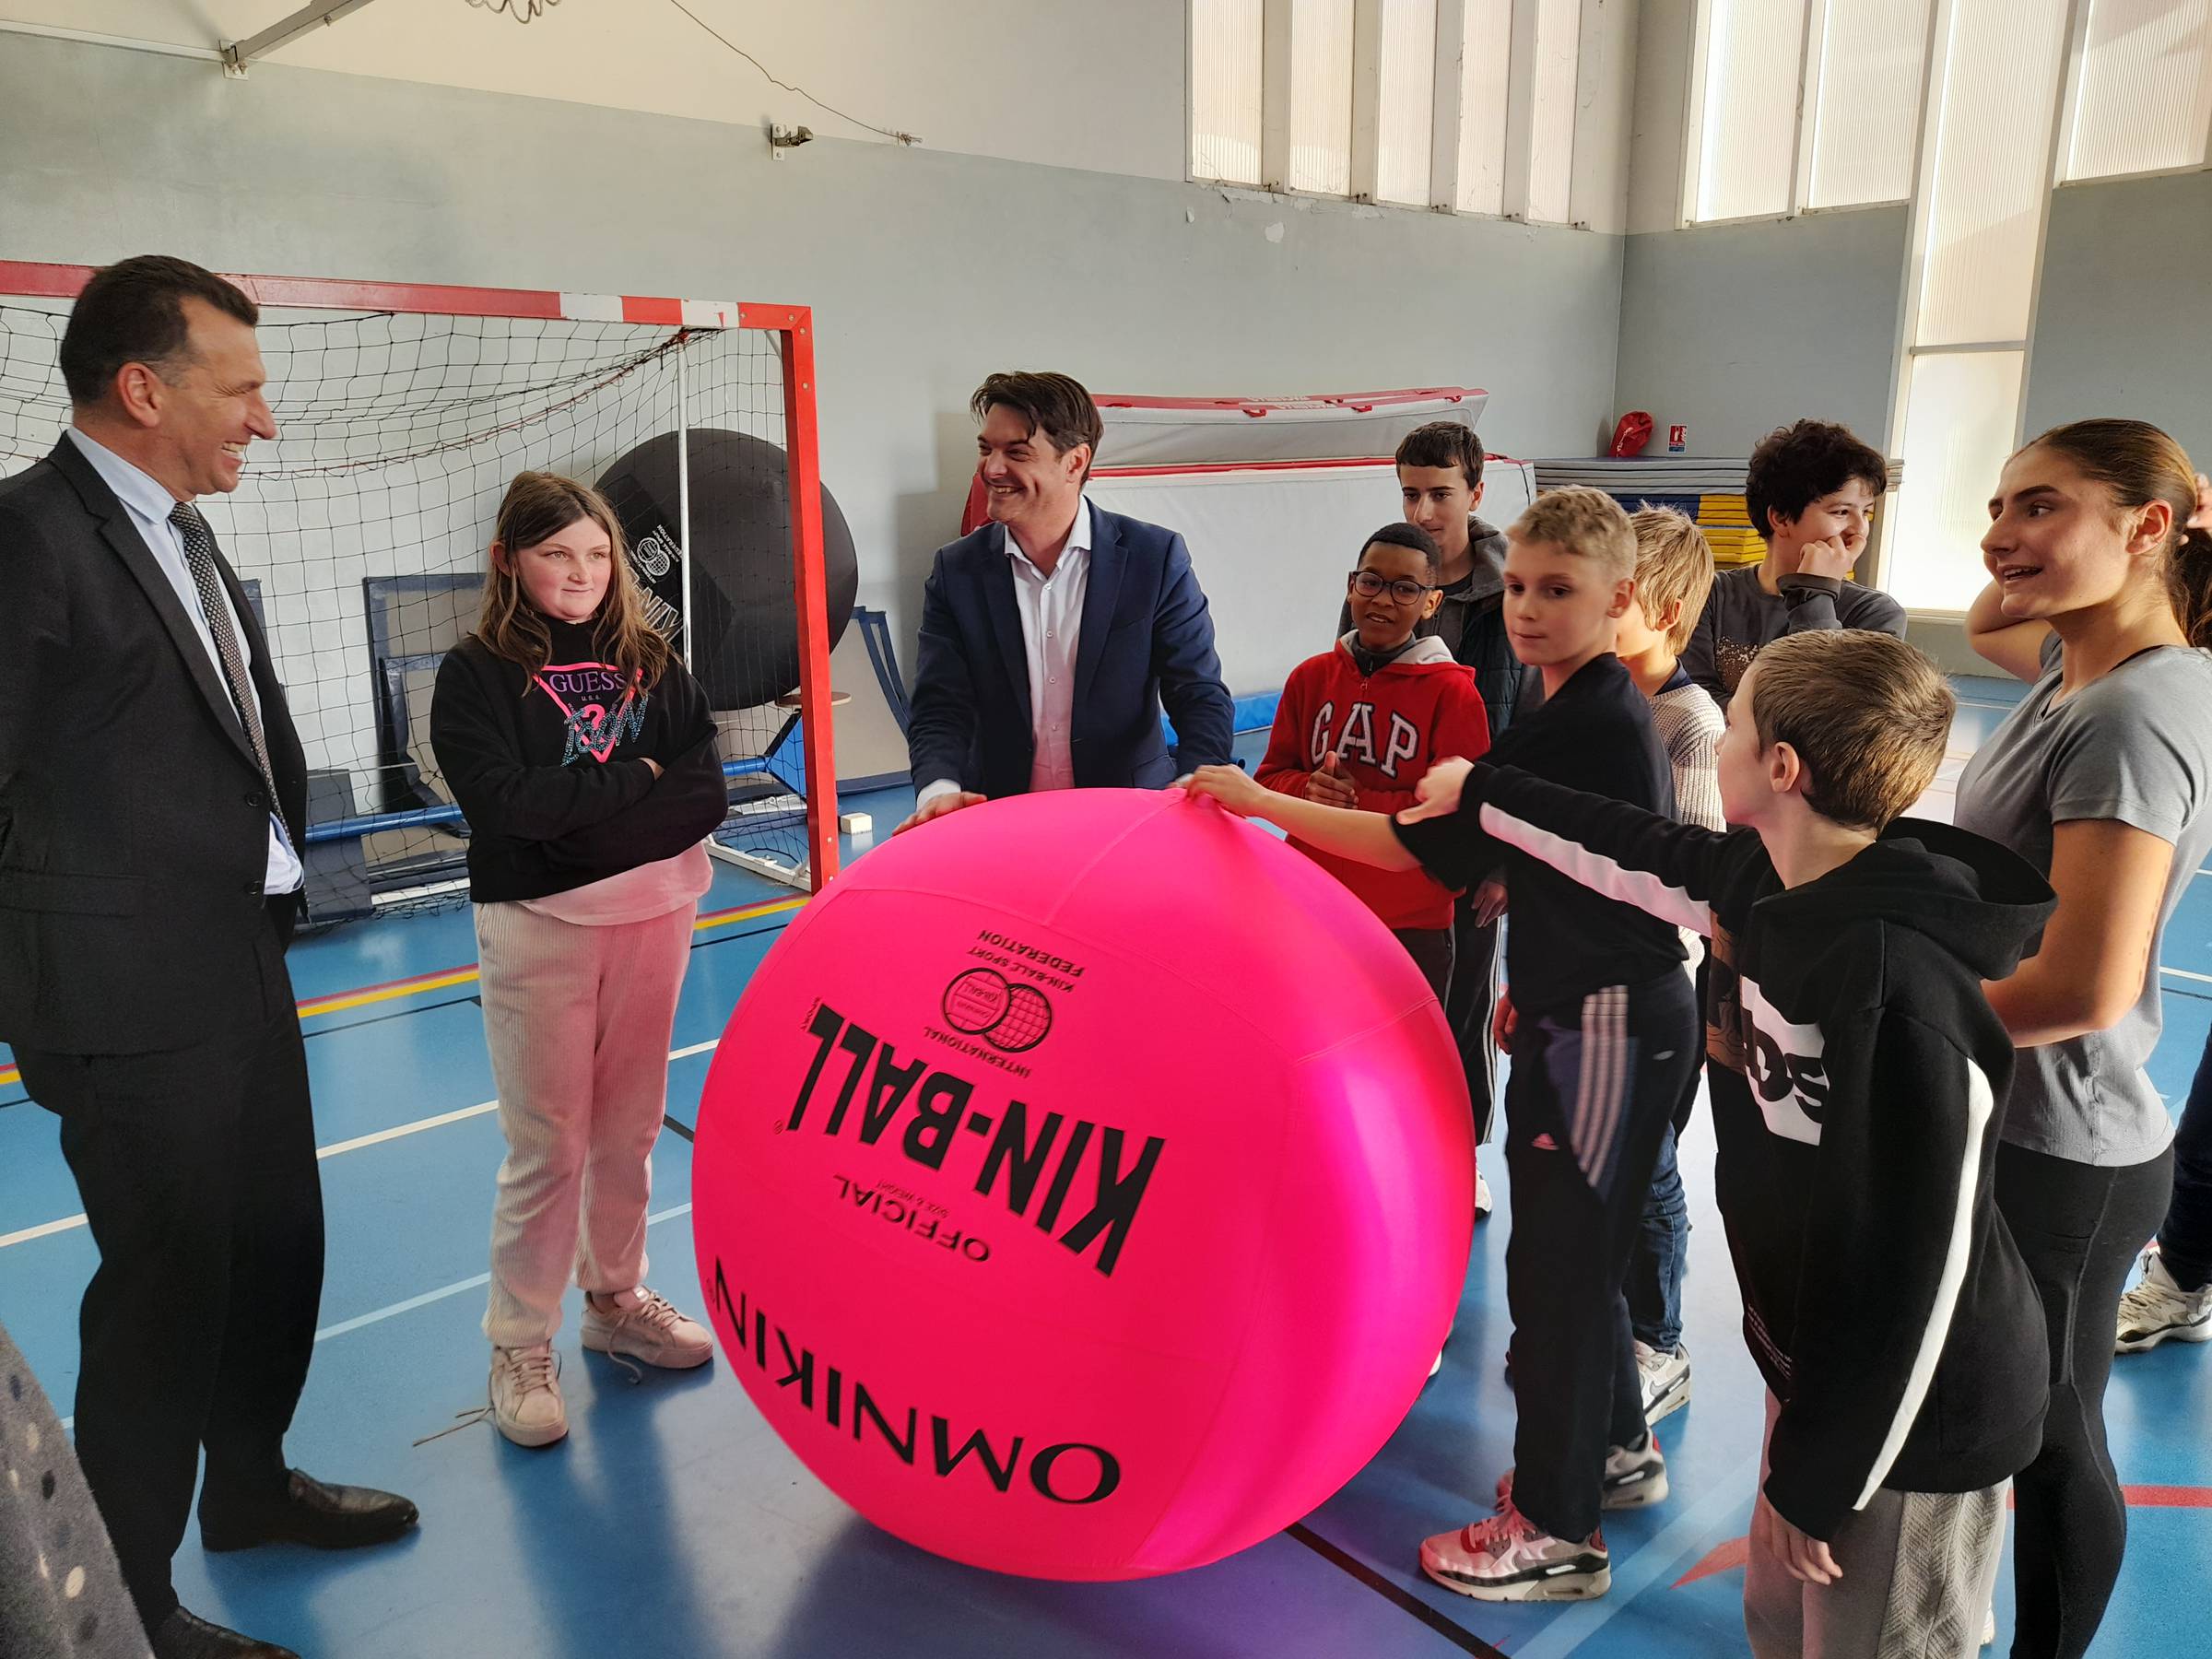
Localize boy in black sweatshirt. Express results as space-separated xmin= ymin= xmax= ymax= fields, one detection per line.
xmin=1194 ymin=488 xmax=1698 ymax=1602
xmin=1401 ymin=629 xmax=2053 ymax=1658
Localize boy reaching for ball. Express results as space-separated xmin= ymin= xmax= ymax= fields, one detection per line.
xmin=1199 ymin=628 xmax=2053 ymax=1655
xmin=1257 ymin=523 xmax=1488 ymax=998
xmin=1189 ymin=488 xmax=1696 ymax=1602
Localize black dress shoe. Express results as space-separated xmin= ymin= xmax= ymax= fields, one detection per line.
xmin=199 ymin=1468 xmax=419 ymax=1552
xmin=151 ymin=1606 xmax=300 ymax=1658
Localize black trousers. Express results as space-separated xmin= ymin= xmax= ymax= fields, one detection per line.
xmin=1445 ymin=899 xmax=1502 ymax=1142
xmin=1502 ymin=971 xmax=1699 ymax=1543
xmin=15 ymin=906 xmax=323 ymax=1633
xmin=1392 ymin=924 xmax=1456 ymax=1002
xmin=1995 ymin=1139 xmax=2173 ymax=1659
xmin=2156 ymin=1021 xmax=2212 ymax=1289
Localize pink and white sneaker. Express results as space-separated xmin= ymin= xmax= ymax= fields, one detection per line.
xmin=582 ymin=1286 xmax=714 ymax=1370
xmin=1419 ymin=1497 xmax=1610 ymax=1601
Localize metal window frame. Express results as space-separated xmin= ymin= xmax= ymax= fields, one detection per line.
xmin=1186 ymin=0 xmax=1268 ymax=186
xmin=1874 ymin=0 xmax=2085 ymax=610
xmin=2053 ymin=0 xmax=2212 ymax=184
xmin=1682 ymin=0 xmax=1947 ymax=228
xmin=1184 ymin=0 xmax=1582 ymax=224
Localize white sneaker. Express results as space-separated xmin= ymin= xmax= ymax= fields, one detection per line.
xmin=490 ymin=1343 xmax=567 ymax=1447
xmin=1475 ymin=1171 xmax=1495 ymax=1220
xmin=1636 ymin=1339 xmax=1693 ymax=1425
xmin=2115 ymin=1253 xmax=2212 ymax=1354
xmin=1420 ymin=1498 xmax=1609 ymax=1601
xmin=582 ymin=1286 xmax=715 ymax=1369
xmin=1983 ymin=1606 xmax=1997 ymax=1646
xmin=1495 ymin=1430 xmax=1669 ymax=1513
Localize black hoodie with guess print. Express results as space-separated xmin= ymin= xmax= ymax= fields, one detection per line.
xmin=430 ymin=619 xmax=727 ymax=902
xmin=1444 ymin=760 xmax=2057 ymax=1542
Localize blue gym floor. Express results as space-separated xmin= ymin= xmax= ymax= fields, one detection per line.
xmin=3 ymin=675 xmax=2207 ymax=1658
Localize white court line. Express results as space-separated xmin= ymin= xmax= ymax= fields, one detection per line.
xmin=2166 ymin=966 xmax=2212 ymax=986
xmin=0 ymin=1040 xmax=722 ymax=1251
xmin=313 ymin=1205 xmax=693 ymax=1343
xmin=317 ymin=1100 xmax=499 ymax=1159
xmin=55 ymin=1204 xmax=702 ymax=1430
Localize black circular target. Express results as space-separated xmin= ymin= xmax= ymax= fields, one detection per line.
xmin=596 ymin=428 xmax=859 ymax=710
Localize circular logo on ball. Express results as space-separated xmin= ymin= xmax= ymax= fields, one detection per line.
xmin=942 ymin=969 xmax=1013 ymax=1034
xmin=942 ymin=969 xmax=1055 ymax=1053
xmin=988 ymin=983 xmax=1053 ymax=1053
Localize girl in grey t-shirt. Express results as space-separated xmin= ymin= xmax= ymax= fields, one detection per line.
xmin=1957 ymin=418 xmax=2212 ymax=1659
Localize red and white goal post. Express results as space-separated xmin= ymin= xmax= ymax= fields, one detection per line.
xmin=0 ymin=260 xmax=840 ymax=924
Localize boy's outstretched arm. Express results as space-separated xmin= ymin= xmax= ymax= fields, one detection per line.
xmin=1182 ymin=765 xmax=1422 ymax=872
xmin=1403 ymin=762 xmax=1745 ymax=935
xmin=1763 ymin=1011 xmax=2004 ymax=1543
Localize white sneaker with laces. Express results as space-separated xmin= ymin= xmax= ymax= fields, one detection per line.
xmin=490 ymin=1342 xmax=567 ymax=1447
xmin=1419 ymin=1498 xmax=1609 ymax=1601
xmin=1635 ymin=1338 xmax=1693 ymax=1424
xmin=582 ymin=1286 xmax=715 ymax=1369
xmin=1475 ymin=1171 xmax=1494 ymax=1220
xmin=1494 ymin=1431 xmax=1668 ymax=1513
xmin=2115 ymin=1253 xmax=2212 ymax=1354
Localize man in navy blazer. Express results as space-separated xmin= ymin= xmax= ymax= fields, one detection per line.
xmin=900 ymin=371 xmax=1234 ymax=831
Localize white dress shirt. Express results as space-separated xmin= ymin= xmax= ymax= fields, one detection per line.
xmin=920 ymin=499 xmax=1092 ymax=806
xmin=65 ymin=427 xmax=304 ymax=895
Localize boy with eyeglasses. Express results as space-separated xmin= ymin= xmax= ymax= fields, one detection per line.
xmin=1258 ymin=522 xmax=1488 ymax=996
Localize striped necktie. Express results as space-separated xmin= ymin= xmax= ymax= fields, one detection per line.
xmin=169 ymin=501 xmax=283 ymax=818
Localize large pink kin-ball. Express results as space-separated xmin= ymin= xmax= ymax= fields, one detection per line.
xmin=692 ymin=786 xmax=1472 ymax=1579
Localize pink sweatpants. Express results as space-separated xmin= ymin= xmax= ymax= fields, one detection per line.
xmin=473 ymin=899 xmax=696 ymax=1348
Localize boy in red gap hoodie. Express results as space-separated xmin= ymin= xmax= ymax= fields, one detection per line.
xmin=1258 ymin=523 xmax=1488 ymax=997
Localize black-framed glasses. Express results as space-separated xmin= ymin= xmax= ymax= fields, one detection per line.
xmin=1348 ymin=571 xmax=1437 ymax=604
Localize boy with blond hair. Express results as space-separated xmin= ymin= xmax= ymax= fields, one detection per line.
xmin=1618 ymin=508 xmax=1724 ymax=1424
xmin=1192 ymin=487 xmax=1698 ymax=1600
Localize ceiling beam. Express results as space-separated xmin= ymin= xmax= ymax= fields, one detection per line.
xmin=220 ymin=0 xmax=382 ymax=76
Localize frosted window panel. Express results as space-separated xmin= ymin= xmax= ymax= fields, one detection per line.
xmin=1377 ymin=0 xmax=1440 ymax=204
xmin=1913 ymin=0 xmax=2068 ymax=346
xmin=1806 ymin=0 xmax=1933 ymax=207
xmin=1456 ymin=0 xmax=1512 ymax=213
xmin=2065 ymin=0 xmax=2212 ymax=181
xmin=1290 ymin=0 xmax=1356 ymax=194
xmin=1888 ymin=350 xmax=2025 ymax=613
xmin=1694 ymin=0 xmax=1809 ymax=221
xmin=1191 ymin=0 xmax=1265 ymax=184
xmin=1526 ymin=0 xmax=1580 ymax=222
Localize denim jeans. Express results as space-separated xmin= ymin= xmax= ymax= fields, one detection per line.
xmin=1625 ymin=1120 xmax=1688 ymax=1351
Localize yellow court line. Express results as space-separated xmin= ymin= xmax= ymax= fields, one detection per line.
xmin=0 ymin=894 xmax=806 ymax=1090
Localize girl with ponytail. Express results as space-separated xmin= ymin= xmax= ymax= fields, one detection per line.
xmin=1959 ymin=421 xmax=2212 ymax=1658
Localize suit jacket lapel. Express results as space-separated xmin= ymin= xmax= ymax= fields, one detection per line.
xmin=982 ymin=529 xmax=1032 ymax=725
xmin=1073 ymin=510 xmax=1124 ymax=712
xmin=50 ymin=440 xmax=262 ymax=774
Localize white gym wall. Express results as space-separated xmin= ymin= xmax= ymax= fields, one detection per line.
xmin=0 ymin=0 xmax=1641 ymax=678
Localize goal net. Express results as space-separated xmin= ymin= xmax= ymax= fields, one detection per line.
xmin=0 ymin=265 xmax=842 ymax=924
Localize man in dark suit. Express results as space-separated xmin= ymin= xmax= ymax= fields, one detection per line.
xmin=899 ymin=371 xmax=1235 ymax=831
xmin=0 ymin=256 xmax=417 ymax=1659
